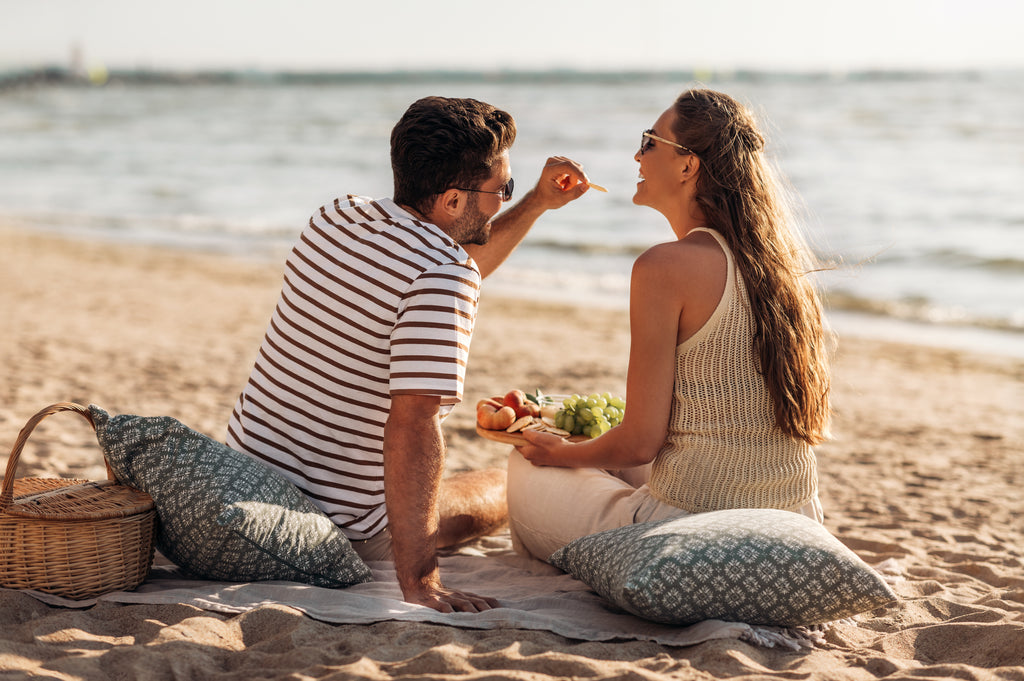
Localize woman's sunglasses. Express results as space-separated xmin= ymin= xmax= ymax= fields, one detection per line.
xmin=640 ymin=129 xmax=695 ymax=156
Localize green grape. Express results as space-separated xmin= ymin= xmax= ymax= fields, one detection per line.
xmin=555 ymin=390 xmax=626 ymax=438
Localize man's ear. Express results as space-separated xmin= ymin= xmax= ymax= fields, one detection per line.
xmin=437 ymin=188 xmax=464 ymax=219
xmin=418 ymin=189 xmax=463 ymax=227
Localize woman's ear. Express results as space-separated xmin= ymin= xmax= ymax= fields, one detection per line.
xmin=679 ymin=155 xmax=700 ymax=183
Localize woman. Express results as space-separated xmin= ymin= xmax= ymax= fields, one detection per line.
xmin=508 ymin=89 xmax=832 ymax=561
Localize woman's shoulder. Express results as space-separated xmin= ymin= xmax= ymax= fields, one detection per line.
xmin=635 ymin=230 xmax=728 ymax=279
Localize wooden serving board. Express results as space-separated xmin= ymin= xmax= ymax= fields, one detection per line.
xmin=475 ymin=425 xmax=587 ymax=445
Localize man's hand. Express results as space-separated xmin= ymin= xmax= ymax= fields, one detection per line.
xmin=529 ymin=155 xmax=592 ymax=211
xmin=467 ymin=155 xmax=595 ymax=277
xmin=402 ymin=574 xmax=501 ymax=613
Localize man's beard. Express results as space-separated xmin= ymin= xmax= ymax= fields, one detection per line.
xmin=450 ymin=195 xmax=491 ymax=246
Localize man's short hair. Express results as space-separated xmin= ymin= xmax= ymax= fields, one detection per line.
xmin=391 ymin=97 xmax=516 ymax=215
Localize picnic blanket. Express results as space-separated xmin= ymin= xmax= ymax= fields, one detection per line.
xmin=14 ymin=531 xmax=830 ymax=650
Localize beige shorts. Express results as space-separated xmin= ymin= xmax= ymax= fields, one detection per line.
xmin=350 ymin=527 xmax=394 ymax=563
xmin=506 ymin=450 xmax=824 ymax=562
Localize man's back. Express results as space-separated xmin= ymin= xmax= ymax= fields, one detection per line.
xmin=226 ymin=195 xmax=481 ymax=540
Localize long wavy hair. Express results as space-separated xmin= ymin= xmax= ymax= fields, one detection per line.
xmin=672 ymin=89 xmax=832 ymax=445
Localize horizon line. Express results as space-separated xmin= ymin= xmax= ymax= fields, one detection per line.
xmin=3 ymin=63 xmax=1019 ymax=86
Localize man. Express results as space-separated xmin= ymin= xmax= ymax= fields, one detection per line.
xmin=226 ymin=96 xmax=590 ymax=613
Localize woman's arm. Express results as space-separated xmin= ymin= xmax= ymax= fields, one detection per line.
xmin=518 ymin=244 xmax=682 ymax=468
xmin=519 ymin=233 xmax=728 ymax=469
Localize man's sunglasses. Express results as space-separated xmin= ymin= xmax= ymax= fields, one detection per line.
xmin=452 ymin=178 xmax=514 ymax=202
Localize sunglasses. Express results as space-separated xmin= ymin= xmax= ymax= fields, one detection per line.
xmin=453 ymin=178 xmax=514 ymax=202
xmin=640 ymin=129 xmax=695 ymax=156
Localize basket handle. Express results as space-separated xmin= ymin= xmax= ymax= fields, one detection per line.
xmin=0 ymin=402 xmax=112 ymax=512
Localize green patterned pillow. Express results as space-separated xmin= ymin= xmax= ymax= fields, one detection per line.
xmin=549 ymin=508 xmax=895 ymax=626
xmin=90 ymin=405 xmax=372 ymax=588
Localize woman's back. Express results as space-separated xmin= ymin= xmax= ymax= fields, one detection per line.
xmin=648 ymin=228 xmax=819 ymax=514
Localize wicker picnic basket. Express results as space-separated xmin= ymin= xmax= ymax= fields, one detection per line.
xmin=0 ymin=402 xmax=156 ymax=599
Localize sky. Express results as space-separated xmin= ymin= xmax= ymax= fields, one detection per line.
xmin=1 ymin=0 xmax=1022 ymax=73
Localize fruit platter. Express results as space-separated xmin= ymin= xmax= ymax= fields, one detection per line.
xmin=475 ymin=389 xmax=625 ymax=445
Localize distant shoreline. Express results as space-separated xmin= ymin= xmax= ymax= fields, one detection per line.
xmin=3 ymin=64 xmax=1019 ymax=90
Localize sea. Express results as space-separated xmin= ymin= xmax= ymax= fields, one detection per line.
xmin=2 ymin=68 xmax=1023 ymax=357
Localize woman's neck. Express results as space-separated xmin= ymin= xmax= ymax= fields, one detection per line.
xmin=669 ymin=207 xmax=708 ymax=240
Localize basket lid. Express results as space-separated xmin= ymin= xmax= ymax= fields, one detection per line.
xmin=5 ymin=479 xmax=154 ymax=521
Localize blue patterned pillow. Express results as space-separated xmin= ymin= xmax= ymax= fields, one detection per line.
xmin=90 ymin=405 xmax=371 ymax=588
xmin=549 ymin=508 xmax=896 ymax=626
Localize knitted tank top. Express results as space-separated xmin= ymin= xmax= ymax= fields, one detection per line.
xmin=648 ymin=228 xmax=818 ymax=513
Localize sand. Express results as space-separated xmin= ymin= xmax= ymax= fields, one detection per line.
xmin=2 ymin=226 xmax=1023 ymax=680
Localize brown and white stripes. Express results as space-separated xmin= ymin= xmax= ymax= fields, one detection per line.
xmin=227 ymin=196 xmax=480 ymax=540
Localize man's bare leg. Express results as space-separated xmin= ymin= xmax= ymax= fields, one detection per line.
xmin=437 ymin=468 xmax=508 ymax=548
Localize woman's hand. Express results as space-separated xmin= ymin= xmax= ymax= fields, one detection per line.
xmin=516 ymin=429 xmax=576 ymax=467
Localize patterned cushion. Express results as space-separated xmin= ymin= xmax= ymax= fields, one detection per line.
xmin=549 ymin=508 xmax=896 ymax=626
xmin=90 ymin=405 xmax=372 ymax=588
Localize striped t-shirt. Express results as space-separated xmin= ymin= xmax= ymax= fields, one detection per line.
xmin=226 ymin=196 xmax=481 ymax=540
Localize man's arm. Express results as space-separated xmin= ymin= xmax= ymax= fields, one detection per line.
xmin=383 ymin=393 xmax=498 ymax=612
xmin=464 ymin=156 xmax=591 ymax=278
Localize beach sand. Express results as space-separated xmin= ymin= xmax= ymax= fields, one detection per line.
xmin=2 ymin=226 xmax=1023 ymax=680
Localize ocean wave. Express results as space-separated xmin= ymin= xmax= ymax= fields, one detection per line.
xmin=924 ymin=249 xmax=1024 ymax=274
xmin=1 ymin=210 xmax=294 ymax=259
xmin=820 ymin=247 xmax=1024 ymax=278
xmin=825 ymin=290 xmax=1024 ymax=334
xmin=523 ymin=238 xmax=649 ymax=258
